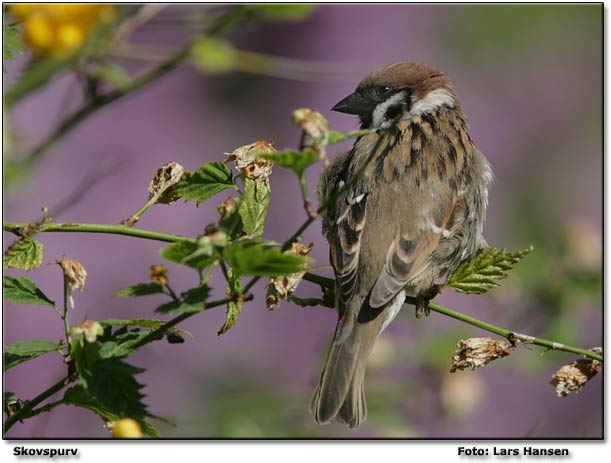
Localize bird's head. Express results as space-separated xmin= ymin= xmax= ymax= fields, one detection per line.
xmin=332 ymin=62 xmax=459 ymax=130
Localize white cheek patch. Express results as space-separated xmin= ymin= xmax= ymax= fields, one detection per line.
xmin=409 ymin=88 xmax=455 ymax=116
xmin=371 ymin=91 xmax=407 ymax=129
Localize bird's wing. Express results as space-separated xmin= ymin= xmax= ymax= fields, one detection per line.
xmin=368 ymin=191 xmax=466 ymax=308
xmin=328 ymin=180 xmax=368 ymax=304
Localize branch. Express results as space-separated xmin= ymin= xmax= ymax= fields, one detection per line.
xmin=302 ymin=271 xmax=604 ymax=362
xmin=15 ymin=6 xmax=247 ymax=165
xmin=20 ymin=46 xmax=190 ymax=165
xmin=3 ymin=221 xmax=194 ymax=244
xmin=3 ymin=374 xmax=74 ymax=434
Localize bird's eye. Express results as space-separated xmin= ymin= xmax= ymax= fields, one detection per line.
xmin=378 ymin=85 xmax=392 ymax=93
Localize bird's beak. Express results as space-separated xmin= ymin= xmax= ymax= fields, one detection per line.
xmin=331 ymin=91 xmax=375 ymax=115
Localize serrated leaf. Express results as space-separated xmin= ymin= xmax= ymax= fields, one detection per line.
xmin=238 ymin=177 xmax=269 ymax=237
xmin=224 ymin=240 xmax=308 ymax=277
xmin=3 ymin=276 xmax=55 ymax=306
xmin=173 ymin=162 xmax=236 ymax=204
xmin=3 ymin=339 xmax=63 ymax=372
xmin=446 ymin=246 xmax=534 ymax=294
xmin=262 ymin=148 xmax=318 ymax=176
xmin=113 ymin=283 xmax=164 ymax=298
xmin=3 ymin=25 xmax=22 ymax=64
xmin=159 ymin=240 xmax=219 ymax=271
xmin=3 ymin=237 xmax=44 ymax=270
xmin=218 ymin=269 xmax=242 ymax=335
xmin=155 ymin=286 xmax=210 ymax=314
xmin=63 ymin=385 xmax=159 ymax=437
xmin=78 ymin=356 xmax=149 ymax=420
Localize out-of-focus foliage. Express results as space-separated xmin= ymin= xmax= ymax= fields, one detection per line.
xmin=2 ymin=24 xmax=23 ymax=67
xmin=10 ymin=4 xmax=115 ymax=56
xmin=446 ymin=5 xmax=601 ymax=55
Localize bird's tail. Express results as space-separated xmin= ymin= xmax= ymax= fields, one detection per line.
xmin=309 ymin=313 xmax=378 ymax=429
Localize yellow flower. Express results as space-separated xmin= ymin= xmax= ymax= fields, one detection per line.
xmin=11 ymin=4 xmax=115 ymax=56
xmin=110 ymin=418 xmax=143 ymax=438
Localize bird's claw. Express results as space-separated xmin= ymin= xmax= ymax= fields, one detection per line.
xmin=414 ymin=285 xmax=441 ymax=318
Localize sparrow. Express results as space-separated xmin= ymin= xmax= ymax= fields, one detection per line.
xmin=310 ymin=62 xmax=493 ymax=428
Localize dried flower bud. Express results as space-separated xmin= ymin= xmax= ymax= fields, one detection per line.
xmin=148 ymin=162 xmax=185 ymax=204
xmin=217 ymin=197 xmax=237 ymax=217
xmin=110 ymin=418 xmax=143 ymax=438
xmin=293 ymin=108 xmax=329 ymax=139
xmin=226 ymin=140 xmax=274 ymax=179
xmin=56 ymin=258 xmax=87 ymax=294
xmin=450 ymin=337 xmax=511 ymax=373
xmin=266 ymin=242 xmax=313 ymax=310
xmin=70 ymin=320 xmax=104 ymax=344
xmin=551 ymin=354 xmax=602 ymax=397
xmin=150 ymin=265 xmax=168 ymax=286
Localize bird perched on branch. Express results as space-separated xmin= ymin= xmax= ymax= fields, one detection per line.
xmin=311 ymin=62 xmax=493 ymax=428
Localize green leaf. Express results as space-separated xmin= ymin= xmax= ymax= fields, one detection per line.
xmin=3 ymin=237 xmax=44 ymax=270
xmin=156 ymin=286 xmax=210 ymax=314
xmin=248 ymin=5 xmax=315 ymax=21
xmin=3 ymin=25 xmax=22 ymax=65
xmin=262 ymin=148 xmax=318 ymax=176
xmin=78 ymin=356 xmax=150 ymax=420
xmin=97 ymin=332 xmax=148 ymax=359
xmin=99 ymin=319 xmax=193 ymax=341
xmin=173 ymin=162 xmax=236 ymax=204
xmin=224 ymin=240 xmax=308 ymax=277
xmin=191 ymin=37 xmax=238 ymax=73
xmin=3 ymin=339 xmax=63 ymax=372
xmin=218 ymin=269 xmax=242 ymax=335
xmin=3 ymin=276 xmax=55 ymax=307
xmin=446 ymin=246 xmax=534 ymax=294
xmin=239 ymin=177 xmax=269 ymax=237
xmin=63 ymin=385 xmax=159 ymax=437
xmin=159 ymin=240 xmax=219 ymax=271
xmin=113 ymin=283 xmax=164 ymax=298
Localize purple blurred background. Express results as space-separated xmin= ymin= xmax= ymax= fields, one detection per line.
xmin=3 ymin=4 xmax=602 ymax=438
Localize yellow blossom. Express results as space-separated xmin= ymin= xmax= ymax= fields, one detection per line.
xmin=110 ymin=418 xmax=143 ymax=438
xmin=11 ymin=4 xmax=115 ymax=56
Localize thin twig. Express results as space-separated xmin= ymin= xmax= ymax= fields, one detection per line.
xmin=15 ymin=7 xmax=246 ymax=165
xmin=3 ymin=375 xmax=74 ymax=434
xmin=3 ymin=221 xmax=194 ymax=244
xmin=50 ymin=159 xmax=127 ymax=219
